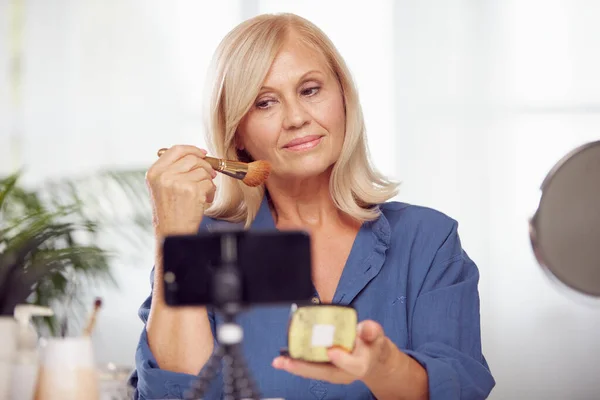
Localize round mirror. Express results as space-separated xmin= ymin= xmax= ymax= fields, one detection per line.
xmin=529 ymin=140 xmax=600 ymax=298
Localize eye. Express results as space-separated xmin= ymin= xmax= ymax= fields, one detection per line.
xmin=256 ymin=99 xmax=276 ymax=110
xmin=301 ymin=86 xmax=320 ymax=96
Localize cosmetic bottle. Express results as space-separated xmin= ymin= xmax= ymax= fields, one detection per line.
xmin=11 ymin=305 xmax=53 ymax=400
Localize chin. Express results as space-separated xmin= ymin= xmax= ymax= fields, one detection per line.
xmin=276 ymin=159 xmax=335 ymax=180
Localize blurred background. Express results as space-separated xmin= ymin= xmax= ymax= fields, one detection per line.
xmin=1 ymin=0 xmax=599 ymax=398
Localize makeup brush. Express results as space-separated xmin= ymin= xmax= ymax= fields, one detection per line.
xmin=82 ymin=297 xmax=102 ymax=337
xmin=157 ymin=147 xmax=271 ymax=187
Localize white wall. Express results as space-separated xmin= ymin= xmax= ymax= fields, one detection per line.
xmin=0 ymin=0 xmax=242 ymax=374
xmin=1 ymin=0 xmax=599 ymax=398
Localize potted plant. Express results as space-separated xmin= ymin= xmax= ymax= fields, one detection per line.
xmin=0 ymin=169 xmax=152 ymax=335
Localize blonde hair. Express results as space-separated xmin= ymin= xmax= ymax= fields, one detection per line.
xmin=203 ymin=13 xmax=399 ymax=227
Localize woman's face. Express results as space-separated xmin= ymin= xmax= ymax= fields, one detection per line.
xmin=236 ymin=36 xmax=346 ymax=181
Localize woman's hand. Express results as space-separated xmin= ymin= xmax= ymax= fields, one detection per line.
xmin=272 ymin=320 xmax=428 ymax=399
xmin=146 ymin=145 xmax=217 ymax=237
xmin=145 ymin=145 xmax=218 ymax=374
xmin=272 ymin=320 xmax=401 ymax=384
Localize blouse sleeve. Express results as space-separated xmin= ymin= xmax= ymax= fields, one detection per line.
xmin=404 ymin=220 xmax=496 ymax=399
xmin=128 ymin=268 xmax=223 ymax=399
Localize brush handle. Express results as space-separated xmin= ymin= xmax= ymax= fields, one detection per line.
xmin=82 ymin=312 xmax=98 ymax=336
xmin=156 ymin=148 xmax=249 ymax=180
xmin=205 ymin=156 xmax=248 ymax=180
xmin=204 ymin=156 xmax=247 ymax=170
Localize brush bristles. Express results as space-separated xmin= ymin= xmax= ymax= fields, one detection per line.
xmin=243 ymin=160 xmax=271 ymax=187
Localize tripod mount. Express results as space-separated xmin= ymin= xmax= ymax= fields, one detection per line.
xmin=183 ymin=234 xmax=261 ymax=400
xmin=162 ymin=229 xmax=313 ymax=399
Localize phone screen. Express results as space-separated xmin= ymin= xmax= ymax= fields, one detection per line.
xmin=162 ymin=230 xmax=314 ymax=306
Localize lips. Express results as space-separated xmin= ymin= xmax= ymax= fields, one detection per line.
xmin=283 ymin=135 xmax=323 ymax=149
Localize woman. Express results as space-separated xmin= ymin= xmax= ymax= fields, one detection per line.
xmin=130 ymin=13 xmax=495 ymax=400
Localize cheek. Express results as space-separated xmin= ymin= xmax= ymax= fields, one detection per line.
xmin=316 ymin=92 xmax=346 ymax=137
xmin=239 ymin=114 xmax=280 ymax=154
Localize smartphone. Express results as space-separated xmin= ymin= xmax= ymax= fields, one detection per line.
xmin=162 ymin=230 xmax=314 ymax=307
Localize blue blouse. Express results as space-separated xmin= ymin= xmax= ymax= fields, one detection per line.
xmin=129 ymin=198 xmax=495 ymax=399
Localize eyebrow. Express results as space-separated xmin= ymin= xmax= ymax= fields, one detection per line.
xmin=259 ymin=70 xmax=325 ymax=93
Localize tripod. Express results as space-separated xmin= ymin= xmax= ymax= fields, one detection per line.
xmin=183 ymin=234 xmax=261 ymax=400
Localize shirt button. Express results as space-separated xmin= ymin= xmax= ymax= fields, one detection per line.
xmin=311 ymin=296 xmax=320 ymax=304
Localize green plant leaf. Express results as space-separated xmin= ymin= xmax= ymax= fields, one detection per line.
xmin=0 ymin=168 xmax=152 ymax=333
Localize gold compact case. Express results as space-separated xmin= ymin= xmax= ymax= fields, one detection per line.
xmin=283 ymin=304 xmax=358 ymax=363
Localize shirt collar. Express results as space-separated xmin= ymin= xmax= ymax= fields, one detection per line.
xmin=250 ymin=194 xmax=390 ymax=245
xmin=333 ymin=204 xmax=391 ymax=305
xmin=250 ymin=194 xmax=390 ymax=242
xmin=250 ymin=195 xmax=277 ymax=230
xmin=249 ymin=194 xmax=391 ymax=304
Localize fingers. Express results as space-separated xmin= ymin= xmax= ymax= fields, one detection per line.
xmin=327 ymin=347 xmax=368 ymax=378
xmin=183 ymin=166 xmax=215 ymax=182
xmin=197 ymin=179 xmax=216 ymax=204
xmin=148 ymin=145 xmax=215 ymax=181
xmin=170 ymin=154 xmax=217 ymax=176
xmin=325 ymin=320 xmax=384 ymax=378
xmin=167 ymin=160 xmax=217 ymax=204
xmin=357 ymin=320 xmax=384 ymax=344
xmin=272 ymin=357 xmax=355 ymax=385
xmin=273 ymin=320 xmax=393 ymax=387
xmin=156 ymin=145 xmax=207 ymax=164
xmin=147 ymin=146 xmax=217 ymax=237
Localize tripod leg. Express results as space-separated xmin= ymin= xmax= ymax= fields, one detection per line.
xmin=222 ymin=346 xmax=236 ymax=400
xmin=184 ymin=345 xmax=224 ymax=400
xmin=229 ymin=343 xmax=261 ymax=400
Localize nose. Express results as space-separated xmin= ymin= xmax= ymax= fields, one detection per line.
xmin=282 ymin=98 xmax=310 ymax=130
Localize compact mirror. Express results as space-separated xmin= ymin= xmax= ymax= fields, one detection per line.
xmin=281 ymin=305 xmax=357 ymax=363
xmin=529 ymin=140 xmax=600 ymax=298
